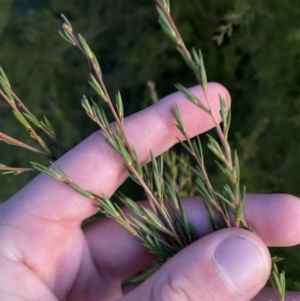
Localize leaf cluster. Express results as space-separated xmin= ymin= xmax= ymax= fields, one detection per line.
xmin=0 ymin=0 xmax=289 ymax=298
xmin=0 ymin=66 xmax=68 ymax=175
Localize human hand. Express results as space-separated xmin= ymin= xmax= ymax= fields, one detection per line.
xmin=0 ymin=83 xmax=300 ymax=301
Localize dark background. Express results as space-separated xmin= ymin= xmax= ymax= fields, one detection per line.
xmin=1 ymin=0 xmax=300 ymax=290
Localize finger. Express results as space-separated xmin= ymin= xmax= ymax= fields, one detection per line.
xmin=244 ymin=193 xmax=300 ymax=246
xmin=4 ymin=83 xmax=229 ymax=223
xmin=0 ymin=255 xmax=59 ymax=301
xmin=85 ymin=193 xmax=300 ymax=280
xmin=187 ymin=193 xmax=300 ymax=247
xmin=119 ymin=228 xmax=271 ymax=301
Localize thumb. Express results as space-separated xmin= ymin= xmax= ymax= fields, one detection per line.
xmin=120 ymin=228 xmax=271 ymax=301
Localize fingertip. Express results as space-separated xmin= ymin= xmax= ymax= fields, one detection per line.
xmin=206 ymin=82 xmax=231 ymax=105
xmin=245 ymin=194 xmax=300 ymax=246
xmin=212 ymin=229 xmax=271 ymax=296
xmin=121 ymin=228 xmax=271 ymax=301
xmin=152 ymin=82 xmax=231 ymax=148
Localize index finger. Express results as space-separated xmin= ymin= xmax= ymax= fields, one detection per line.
xmin=4 ymin=83 xmax=229 ymax=224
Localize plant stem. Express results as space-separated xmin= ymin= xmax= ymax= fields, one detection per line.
xmin=0 ymin=89 xmax=52 ymax=155
xmin=8 ymin=88 xmax=67 ymax=152
xmin=0 ymin=166 xmax=34 ymax=173
xmin=127 ymin=164 xmax=184 ymax=248
xmin=0 ymin=132 xmax=54 ymax=159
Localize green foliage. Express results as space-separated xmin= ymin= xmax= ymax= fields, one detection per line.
xmin=1 ymin=0 xmax=300 ymax=291
xmin=0 ymin=0 xmax=13 ymax=34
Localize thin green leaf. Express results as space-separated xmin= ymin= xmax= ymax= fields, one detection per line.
xmin=31 ymin=162 xmax=61 ymax=179
xmin=235 ymin=198 xmax=244 ymax=223
xmin=118 ymin=143 xmax=132 ymax=166
xmin=115 ymin=220 xmax=138 ymax=237
xmin=130 ymin=148 xmax=143 ymax=177
xmin=130 ymin=215 xmax=153 ymax=235
xmin=171 ymin=103 xmax=186 ymax=134
xmin=215 ymin=192 xmax=235 ymax=208
xmin=81 ymin=95 xmax=94 ymax=118
xmin=0 ymin=67 xmax=10 ymax=86
xmin=105 ymin=137 xmax=120 ymax=154
xmin=115 ymin=91 xmax=124 ymax=122
xmin=58 ymin=30 xmax=74 ymax=45
xmin=119 ymin=194 xmax=143 ymax=216
xmin=78 ymin=33 xmax=93 ymax=59
xmin=223 ymin=184 xmax=235 ymax=204
xmin=175 ymin=83 xmax=200 ymax=106
xmin=50 ymin=162 xmax=71 ymax=179
xmin=89 ymin=74 xmax=107 ymax=102
xmin=191 ymin=48 xmax=207 ymax=88
xmin=95 ymin=106 xmax=110 ymax=130
xmin=60 ymin=14 xmax=72 ymax=29
xmin=41 ymin=116 xmax=56 ymax=135
xmin=143 ymin=208 xmax=174 ymax=236
xmin=1 ymin=82 xmax=14 ymax=103
xmin=23 ymin=112 xmax=41 ymax=128
xmin=12 ymin=110 xmax=30 ymax=129
xmin=193 ymin=136 xmax=204 ymax=162
xmin=156 ymin=6 xmax=179 ymax=44
xmin=71 ymin=185 xmax=95 ymax=199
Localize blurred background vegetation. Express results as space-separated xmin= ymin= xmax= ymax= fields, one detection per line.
xmin=1 ymin=0 xmax=300 ymax=291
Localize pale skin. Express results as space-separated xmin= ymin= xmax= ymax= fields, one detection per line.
xmin=1 ymin=83 xmax=300 ymax=301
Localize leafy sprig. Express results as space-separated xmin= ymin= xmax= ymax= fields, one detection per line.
xmin=0 ymin=164 xmax=34 ymax=175
xmin=0 ymin=67 xmax=67 ymax=172
xmin=154 ymin=0 xmax=250 ymax=230
xmin=0 ymin=1 xmax=287 ymax=299
xmin=154 ymin=0 xmax=284 ymax=298
xmin=271 ymin=263 xmax=286 ymax=301
xmin=57 ymin=13 xmax=194 ymax=257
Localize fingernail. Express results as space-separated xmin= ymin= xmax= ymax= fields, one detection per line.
xmin=214 ymin=235 xmax=268 ymax=293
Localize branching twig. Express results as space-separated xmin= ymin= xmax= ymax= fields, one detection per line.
xmin=0 ymin=132 xmax=54 ymax=159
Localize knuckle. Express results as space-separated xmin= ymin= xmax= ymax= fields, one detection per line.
xmin=151 ymin=271 xmax=195 ymax=301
